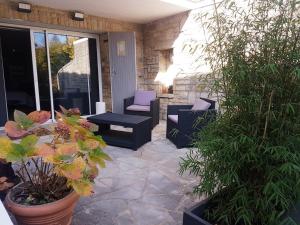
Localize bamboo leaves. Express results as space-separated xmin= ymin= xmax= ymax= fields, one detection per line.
xmin=180 ymin=0 xmax=300 ymax=224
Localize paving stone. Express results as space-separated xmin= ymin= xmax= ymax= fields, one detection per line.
xmin=128 ymin=200 xmax=175 ymax=225
xmin=147 ymin=171 xmax=182 ymax=195
xmin=73 ymin=207 xmax=115 ymax=225
xmin=88 ymin=199 xmax=128 ymax=217
xmin=170 ymin=211 xmax=184 ymax=225
xmin=141 ymin=194 xmax=183 ymax=211
xmin=100 ymin=184 xmax=145 ymax=200
xmin=115 ymin=210 xmax=135 ymax=225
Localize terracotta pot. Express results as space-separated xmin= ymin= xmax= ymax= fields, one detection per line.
xmin=5 ymin=184 xmax=80 ymax=225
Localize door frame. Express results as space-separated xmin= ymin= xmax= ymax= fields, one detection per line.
xmin=0 ymin=36 xmax=9 ymax=125
xmin=0 ymin=22 xmax=103 ymax=122
xmin=108 ymin=32 xmax=137 ymax=113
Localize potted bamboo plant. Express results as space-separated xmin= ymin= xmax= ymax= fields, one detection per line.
xmin=0 ymin=106 xmax=111 ymax=225
xmin=180 ymin=0 xmax=300 ymax=225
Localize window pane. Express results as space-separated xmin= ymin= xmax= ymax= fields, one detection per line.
xmin=48 ymin=34 xmax=90 ymax=115
xmin=34 ymin=32 xmax=51 ymax=112
xmin=1 ymin=28 xmax=36 ymax=119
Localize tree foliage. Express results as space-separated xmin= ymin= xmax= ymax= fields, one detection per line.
xmin=35 ymin=36 xmax=76 ymax=94
xmin=180 ymin=0 xmax=300 ymax=224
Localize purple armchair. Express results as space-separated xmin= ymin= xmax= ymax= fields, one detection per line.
xmin=124 ymin=90 xmax=160 ymax=128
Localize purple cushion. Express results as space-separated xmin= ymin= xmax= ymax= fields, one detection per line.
xmin=191 ymin=99 xmax=211 ymax=111
xmin=126 ymin=104 xmax=150 ymax=112
xmin=168 ymin=115 xmax=178 ymax=123
xmin=133 ymin=90 xmax=156 ymax=106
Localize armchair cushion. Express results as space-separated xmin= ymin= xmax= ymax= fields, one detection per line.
xmin=134 ymin=90 xmax=156 ymax=106
xmin=126 ymin=104 xmax=150 ymax=112
xmin=168 ymin=115 xmax=178 ymax=123
xmin=191 ymin=98 xmax=211 ymax=111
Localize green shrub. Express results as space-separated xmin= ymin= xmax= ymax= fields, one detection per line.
xmin=180 ymin=0 xmax=300 ymax=224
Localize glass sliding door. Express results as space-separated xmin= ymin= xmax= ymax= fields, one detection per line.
xmin=32 ymin=30 xmax=100 ymax=119
xmin=0 ymin=28 xmax=36 ymax=120
xmin=33 ymin=32 xmax=51 ymax=112
xmin=0 ymin=26 xmax=100 ymax=127
xmin=48 ymin=34 xmax=91 ymax=115
xmin=88 ymin=38 xmax=100 ymax=114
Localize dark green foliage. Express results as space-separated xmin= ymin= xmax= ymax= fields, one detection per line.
xmin=180 ymin=0 xmax=300 ymax=224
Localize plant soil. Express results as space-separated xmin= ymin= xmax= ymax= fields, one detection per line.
xmin=11 ymin=184 xmax=71 ymax=206
xmin=32 ymin=127 xmax=51 ymax=136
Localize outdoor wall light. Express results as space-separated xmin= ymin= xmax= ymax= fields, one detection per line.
xmin=72 ymin=11 xmax=85 ymax=21
xmin=17 ymin=2 xmax=31 ymax=13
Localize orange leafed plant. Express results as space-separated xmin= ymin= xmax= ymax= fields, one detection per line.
xmin=0 ymin=106 xmax=111 ymax=205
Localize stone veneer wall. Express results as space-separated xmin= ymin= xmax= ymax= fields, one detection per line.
xmin=57 ymin=38 xmax=91 ymax=94
xmin=0 ymin=2 xmax=144 ymax=111
xmin=142 ymin=11 xmax=188 ymax=90
xmin=99 ymin=33 xmax=112 ymax=112
xmin=142 ymin=7 xmax=216 ymax=119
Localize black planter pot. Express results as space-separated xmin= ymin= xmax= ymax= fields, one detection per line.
xmin=287 ymin=201 xmax=300 ymax=224
xmin=183 ymin=199 xmax=212 ymax=225
xmin=183 ymin=198 xmax=300 ymax=225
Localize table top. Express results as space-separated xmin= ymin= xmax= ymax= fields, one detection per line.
xmin=0 ymin=200 xmax=13 ymax=225
xmin=88 ymin=113 xmax=151 ymax=127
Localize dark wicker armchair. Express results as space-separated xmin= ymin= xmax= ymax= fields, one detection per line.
xmin=166 ymin=98 xmax=216 ymax=148
xmin=124 ymin=91 xmax=160 ymax=128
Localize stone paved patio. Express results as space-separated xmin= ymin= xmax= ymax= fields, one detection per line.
xmin=72 ymin=121 xmax=199 ymax=225
xmin=4 ymin=121 xmax=200 ymax=225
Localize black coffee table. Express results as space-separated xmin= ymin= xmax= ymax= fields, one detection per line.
xmin=88 ymin=113 xmax=152 ymax=150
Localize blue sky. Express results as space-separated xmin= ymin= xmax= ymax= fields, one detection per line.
xmin=34 ymin=33 xmax=68 ymax=47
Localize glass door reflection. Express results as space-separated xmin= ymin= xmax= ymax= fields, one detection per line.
xmin=48 ymin=34 xmax=90 ymax=115
xmin=33 ymin=31 xmax=99 ymax=119
xmin=34 ymin=32 xmax=51 ymax=112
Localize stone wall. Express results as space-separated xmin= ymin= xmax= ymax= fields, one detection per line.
xmin=141 ymin=11 xmax=189 ymax=91
xmin=141 ymin=6 xmax=216 ymax=119
xmin=142 ymin=12 xmax=187 ymax=119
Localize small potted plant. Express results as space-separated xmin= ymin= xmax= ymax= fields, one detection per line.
xmin=180 ymin=0 xmax=300 ymax=225
xmin=0 ymin=106 xmax=111 ymax=225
